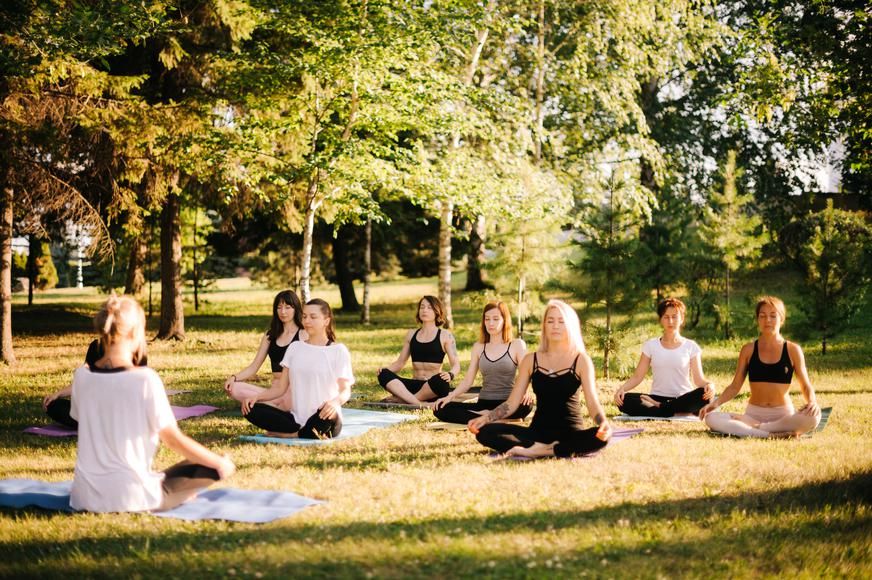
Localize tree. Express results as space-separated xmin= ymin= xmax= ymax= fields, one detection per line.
xmin=700 ymin=150 xmax=767 ymax=338
xmin=573 ymin=167 xmax=653 ymax=379
xmin=780 ymin=201 xmax=872 ymax=354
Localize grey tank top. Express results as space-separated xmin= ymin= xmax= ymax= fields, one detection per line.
xmin=478 ymin=344 xmax=518 ymax=401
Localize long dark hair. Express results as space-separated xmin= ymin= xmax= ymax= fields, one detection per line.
xmin=267 ymin=290 xmax=303 ymax=340
xmin=306 ymin=298 xmax=337 ymax=342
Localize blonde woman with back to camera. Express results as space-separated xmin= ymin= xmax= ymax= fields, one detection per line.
xmin=700 ymin=296 xmax=821 ymax=438
xmin=69 ymin=295 xmax=235 ymax=513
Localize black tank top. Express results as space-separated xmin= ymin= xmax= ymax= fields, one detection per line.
xmin=409 ymin=328 xmax=445 ymax=364
xmin=748 ymin=340 xmax=794 ymax=384
xmin=268 ymin=329 xmax=301 ymax=372
xmin=529 ymin=353 xmax=585 ymax=435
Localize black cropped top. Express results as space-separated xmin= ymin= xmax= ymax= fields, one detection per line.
xmin=748 ymin=340 xmax=794 ymax=384
xmin=267 ymin=329 xmax=301 ymax=372
xmin=409 ymin=328 xmax=445 ymax=364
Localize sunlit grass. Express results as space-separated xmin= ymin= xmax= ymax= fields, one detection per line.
xmin=2 ymin=276 xmax=870 ymax=578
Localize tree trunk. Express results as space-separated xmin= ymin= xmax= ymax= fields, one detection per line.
xmin=438 ymin=200 xmax=454 ymax=328
xmin=26 ymin=235 xmax=37 ymax=305
xmin=0 ymin=187 xmax=14 ymax=364
xmin=724 ymin=265 xmax=731 ymax=339
xmin=124 ymin=234 xmax=147 ymax=297
xmin=332 ymin=226 xmax=360 ymax=312
xmin=603 ymin=304 xmax=612 ymax=380
xmin=465 ymin=215 xmax=490 ymax=291
xmin=533 ymin=0 xmax=546 ymax=163
xmin=192 ymin=205 xmax=199 ymax=312
xmin=299 ymin=174 xmax=318 ymax=304
xmin=156 ymin=191 xmax=185 ymax=340
xmin=360 ymin=218 xmax=371 ymax=325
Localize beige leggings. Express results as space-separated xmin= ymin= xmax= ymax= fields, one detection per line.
xmin=705 ymin=403 xmax=819 ymax=438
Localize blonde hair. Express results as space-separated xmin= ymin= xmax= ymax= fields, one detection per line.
xmin=479 ymin=301 xmax=513 ymax=344
xmin=94 ymin=295 xmax=147 ymax=364
xmin=538 ymin=300 xmax=586 ymax=354
xmin=755 ymin=295 xmax=787 ymax=322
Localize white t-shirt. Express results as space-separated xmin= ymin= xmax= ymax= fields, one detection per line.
xmin=281 ymin=341 xmax=355 ymax=425
xmin=70 ymin=366 xmax=176 ymax=512
xmin=640 ymin=337 xmax=702 ymax=398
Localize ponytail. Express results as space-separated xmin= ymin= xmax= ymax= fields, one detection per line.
xmin=306 ymin=298 xmax=336 ymax=342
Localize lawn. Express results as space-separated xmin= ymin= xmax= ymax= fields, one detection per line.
xmin=1 ymin=276 xmax=870 ymax=579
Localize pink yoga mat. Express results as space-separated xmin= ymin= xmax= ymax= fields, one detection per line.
xmin=24 ymin=405 xmax=219 ymax=437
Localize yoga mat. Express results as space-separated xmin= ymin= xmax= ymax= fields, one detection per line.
xmin=24 ymin=405 xmax=219 ymax=437
xmin=239 ymin=407 xmax=417 ymax=446
xmin=170 ymin=404 xmax=219 ymax=421
xmin=492 ymin=427 xmax=644 ymax=461
xmin=706 ymin=406 xmax=832 ymax=438
xmin=613 ymin=414 xmax=700 ymax=422
xmin=0 ymin=479 xmax=322 ymax=523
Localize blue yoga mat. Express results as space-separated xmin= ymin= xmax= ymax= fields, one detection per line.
xmin=239 ymin=407 xmax=418 ymax=446
xmin=0 ymin=479 xmax=322 ymax=523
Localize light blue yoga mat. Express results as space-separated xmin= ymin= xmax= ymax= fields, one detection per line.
xmin=0 ymin=479 xmax=322 ymax=523
xmin=239 ymin=407 xmax=418 ymax=446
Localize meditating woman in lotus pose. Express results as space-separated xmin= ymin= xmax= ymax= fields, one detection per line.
xmin=224 ymin=289 xmax=307 ymax=410
xmin=613 ymin=297 xmax=714 ymax=417
xmin=70 ymin=295 xmax=235 ymax=512
xmin=433 ymin=301 xmax=532 ymax=424
xmin=242 ymin=299 xmax=353 ymax=439
xmin=699 ymin=296 xmax=821 ymax=438
xmin=377 ymin=295 xmax=461 ymax=407
xmin=469 ymin=300 xmax=611 ymax=458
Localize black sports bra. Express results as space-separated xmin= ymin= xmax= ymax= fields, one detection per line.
xmin=748 ymin=340 xmax=794 ymax=384
xmin=409 ymin=328 xmax=445 ymax=364
xmin=268 ymin=329 xmax=301 ymax=372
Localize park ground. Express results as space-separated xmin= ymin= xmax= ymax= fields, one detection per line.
xmin=1 ymin=275 xmax=870 ymax=578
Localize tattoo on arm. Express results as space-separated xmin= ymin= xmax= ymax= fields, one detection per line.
xmin=489 ymin=403 xmax=510 ymax=421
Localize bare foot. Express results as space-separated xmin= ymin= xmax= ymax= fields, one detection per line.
xmin=266 ymin=431 xmax=299 ymax=438
xmin=506 ymin=442 xmax=556 ymax=458
xmin=640 ymin=395 xmax=661 ymax=409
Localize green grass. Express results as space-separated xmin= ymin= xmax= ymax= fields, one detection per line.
xmin=2 ymin=275 xmax=871 ymax=579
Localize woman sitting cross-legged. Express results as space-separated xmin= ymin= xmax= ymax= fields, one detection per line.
xmin=613 ymin=297 xmax=715 ymax=417
xmin=241 ymin=299 xmax=354 ymax=439
xmin=376 ymin=295 xmax=461 ymax=407
xmin=432 ymin=301 xmax=533 ymax=424
xmin=70 ymin=295 xmax=235 ymax=513
xmin=224 ymin=289 xmax=307 ymax=410
xmin=699 ymin=296 xmax=821 ymax=438
xmin=469 ymin=300 xmax=612 ymax=458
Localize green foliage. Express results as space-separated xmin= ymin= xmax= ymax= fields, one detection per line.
xmin=780 ymin=201 xmax=872 ymax=353
xmin=699 ymin=150 xmax=768 ymax=337
xmin=25 ymin=240 xmax=59 ymax=291
xmin=572 ymin=165 xmax=654 ymax=377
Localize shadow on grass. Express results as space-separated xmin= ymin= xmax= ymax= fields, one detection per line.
xmin=11 ymin=308 xmax=94 ymax=336
xmin=2 ymin=470 xmax=870 ymax=577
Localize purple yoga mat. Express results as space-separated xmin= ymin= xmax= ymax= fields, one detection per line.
xmin=23 ymin=405 xmax=219 ymax=437
xmin=491 ymin=427 xmax=644 ymax=461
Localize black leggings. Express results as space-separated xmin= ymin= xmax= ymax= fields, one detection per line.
xmin=618 ymin=387 xmax=707 ymax=417
xmin=46 ymin=398 xmax=77 ymax=428
xmin=158 ymin=460 xmax=220 ymax=511
xmin=433 ymin=399 xmax=533 ymax=425
xmin=476 ymin=423 xmax=607 ymax=458
xmin=377 ymin=369 xmax=451 ymax=399
xmin=245 ymin=403 xmax=342 ymax=439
